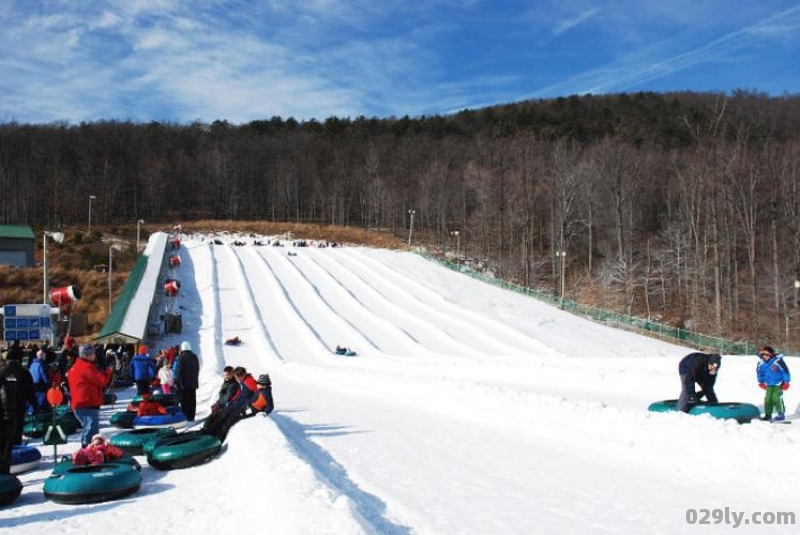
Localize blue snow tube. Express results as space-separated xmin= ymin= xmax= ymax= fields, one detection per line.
xmin=648 ymin=399 xmax=761 ymax=423
xmin=0 ymin=474 xmax=22 ymax=506
xmin=147 ymin=432 xmax=222 ymax=470
xmin=110 ymin=427 xmax=178 ymax=456
xmin=43 ymin=463 xmax=141 ymax=504
xmin=133 ymin=405 xmax=188 ymax=429
xmin=52 ymin=454 xmax=141 ymax=475
xmin=10 ymin=445 xmax=42 ymax=475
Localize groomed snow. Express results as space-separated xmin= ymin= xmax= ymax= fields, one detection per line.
xmin=3 ymin=235 xmax=798 ymax=534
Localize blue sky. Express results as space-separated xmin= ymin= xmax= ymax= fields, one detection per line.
xmin=1 ymin=1 xmax=799 ymax=125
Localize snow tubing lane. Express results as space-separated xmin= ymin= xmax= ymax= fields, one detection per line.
xmin=110 ymin=410 xmax=138 ymax=429
xmin=147 ymin=433 xmax=222 ymax=470
xmin=133 ymin=409 xmax=188 ymax=429
xmin=110 ymin=427 xmax=178 ymax=456
xmin=10 ymin=445 xmax=42 ymax=475
xmin=0 ymin=474 xmax=22 ymax=506
xmin=648 ymin=399 xmax=761 ymax=423
xmin=53 ymin=454 xmax=141 ymax=475
xmin=43 ymin=463 xmax=141 ymax=504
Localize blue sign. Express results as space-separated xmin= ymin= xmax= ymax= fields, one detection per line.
xmin=1 ymin=303 xmax=53 ymax=342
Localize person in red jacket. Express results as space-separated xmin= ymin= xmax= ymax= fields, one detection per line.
xmin=72 ymin=433 xmax=124 ymax=466
xmin=136 ymin=392 xmax=167 ymax=416
xmin=67 ymin=344 xmax=112 ymax=447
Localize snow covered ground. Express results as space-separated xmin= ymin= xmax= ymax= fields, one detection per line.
xmin=3 ymin=235 xmax=799 ymax=534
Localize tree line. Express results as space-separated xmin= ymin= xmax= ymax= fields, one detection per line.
xmin=3 ymin=89 xmax=800 ymax=348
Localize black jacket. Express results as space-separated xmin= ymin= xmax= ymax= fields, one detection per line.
xmin=0 ymin=360 xmax=37 ymax=418
xmin=175 ymin=350 xmax=199 ymax=390
xmin=678 ymin=352 xmax=719 ymax=402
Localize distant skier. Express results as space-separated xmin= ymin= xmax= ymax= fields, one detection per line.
xmin=756 ymin=346 xmax=791 ymax=421
xmin=677 ymin=352 xmax=721 ymax=412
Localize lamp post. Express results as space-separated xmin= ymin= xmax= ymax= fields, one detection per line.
xmin=43 ymin=231 xmax=65 ymax=305
xmin=555 ymin=250 xmax=567 ymax=307
xmin=136 ymin=219 xmax=145 ymax=253
xmin=450 ymin=230 xmax=460 ymax=267
xmin=108 ymin=244 xmax=121 ymax=313
xmin=88 ymin=195 xmax=97 ymax=234
xmin=408 ymin=209 xmax=416 ymax=246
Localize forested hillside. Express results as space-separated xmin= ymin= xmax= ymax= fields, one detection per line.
xmin=3 ymin=90 xmax=800 ymax=348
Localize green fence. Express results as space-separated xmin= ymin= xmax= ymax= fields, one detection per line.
xmin=418 ymin=251 xmax=764 ymax=356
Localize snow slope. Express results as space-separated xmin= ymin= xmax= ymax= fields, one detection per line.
xmin=3 ymin=236 xmax=799 ymax=534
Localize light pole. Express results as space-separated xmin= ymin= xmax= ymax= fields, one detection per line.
xmin=450 ymin=230 xmax=460 ymax=267
xmin=408 ymin=209 xmax=416 ymax=246
xmin=555 ymin=250 xmax=567 ymax=307
xmin=88 ymin=195 xmax=97 ymax=234
xmin=136 ymin=219 xmax=145 ymax=252
xmin=43 ymin=230 xmax=65 ymax=344
xmin=108 ymin=244 xmax=121 ymax=313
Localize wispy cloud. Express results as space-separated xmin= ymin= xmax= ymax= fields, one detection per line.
xmin=552 ymin=7 xmax=600 ymax=37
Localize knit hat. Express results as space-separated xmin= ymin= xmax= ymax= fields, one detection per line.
xmin=759 ymin=346 xmax=775 ymax=357
xmin=256 ymin=374 xmax=271 ymax=386
xmin=707 ymin=353 xmax=721 ymax=369
xmin=138 ymin=345 xmax=147 ymax=355
xmin=91 ymin=433 xmax=106 ymax=444
xmin=78 ymin=344 xmax=95 ymax=358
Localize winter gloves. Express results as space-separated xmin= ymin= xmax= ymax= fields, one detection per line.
xmin=782 ymin=383 xmax=791 ymax=391
xmin=759 ymin=383 xmax=767 ymax=389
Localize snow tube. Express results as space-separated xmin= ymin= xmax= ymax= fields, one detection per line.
xmin=130 ymin=393 xmax=179 ymax=407
xmin=224 ymin=337 xmax=242 ymax=346
xmin=110 ymin=427 xmax=178 ymax=456
xmin=23 ymin=408 xmax=81 ymax=438
xmin=147 ymin=432 xmax=222 ymax=471
xmin=110 ymin=411 xmax=137 ymax=429
xmin=53 ymin=454 xmax=141 ymax=475
xmin=335 ymin=348 xmax=357 ymax=356
xmin=10 ymin=445 xmax=42 ymax=475
xmin=133 ymin=406 xmax=187 ymax=429
xmin=43 ymin=463 xmax=141 ymax=504
xmin=648 ymin=399 xmax=761 ymax=423
xmin=0 ymin=475 xmax=22 ymax=506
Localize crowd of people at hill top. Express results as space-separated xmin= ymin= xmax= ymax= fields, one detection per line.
xmin=1 ymin=336 xmax=273 ymax=471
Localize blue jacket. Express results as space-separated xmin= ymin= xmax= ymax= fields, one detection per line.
xmin=757 ymin=355 xmax=791 ymax=386
xmin=129 ymin=353 xmax=156 ymax=382
xmin=28 ymin=358 xmax=49 ymax=389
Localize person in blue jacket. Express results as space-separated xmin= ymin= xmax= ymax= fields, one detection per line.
xmin=129 ymin=345 xmax=156 ymax=395
xmin=756 ymin=346 xmax=791 ymax=421
xmin=677 ymin=352 xmax=721 ymax=412
xmin=28 ymin=350 xmax=50 ymax=411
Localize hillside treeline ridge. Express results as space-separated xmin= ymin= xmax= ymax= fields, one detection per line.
xmin=3 ymin=90 xmax=800 ymax=347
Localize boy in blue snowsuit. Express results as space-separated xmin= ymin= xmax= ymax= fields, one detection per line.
xmin=756 ymin=346 xmax=791 ymax=421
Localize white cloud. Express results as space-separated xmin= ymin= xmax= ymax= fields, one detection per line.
xmin=552 ymin=7 xmax=600 ymax=37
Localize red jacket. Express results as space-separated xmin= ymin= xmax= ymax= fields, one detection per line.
xmin=67 ymin=358 xmax=112 ymax=409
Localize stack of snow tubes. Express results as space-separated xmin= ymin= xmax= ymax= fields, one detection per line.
xmin=23 ymin=406 xmax=81 ymax=438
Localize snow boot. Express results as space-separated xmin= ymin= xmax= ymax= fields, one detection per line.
xmin=772 ymin=414 xmax=786 ymax=421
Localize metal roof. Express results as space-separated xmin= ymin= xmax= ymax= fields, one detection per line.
xmin=0 ymin=225 xmax=35 ymax=239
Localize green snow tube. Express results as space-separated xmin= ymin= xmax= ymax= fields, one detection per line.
xmin=129 ymin=393 xmax=179 ymax=407
xmin=0 ymin=474 xmax=23 ymax=506
xmin=52 ymin=454 xmax=141 ymax=475
xmin=43 ymin=463 xmax=141 ymax=504
xmin=147 ymin=432 xmax=221 ymax=470
xmin=109 ymin=427 xmax=177 ymax=456
xmin=648 ymin=399 xmax=761 ymax=423
xmin=23 ymin=408 xmax=81 ymax=438
xmin=110 ymin=410 xmax=138 ymax=429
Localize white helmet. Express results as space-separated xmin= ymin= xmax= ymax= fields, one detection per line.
xmin=180 ymin=341 xmax=192 ymax=352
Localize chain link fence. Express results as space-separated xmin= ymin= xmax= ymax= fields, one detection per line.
xmin=418 ymin=251 xmax=764 ymax=357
